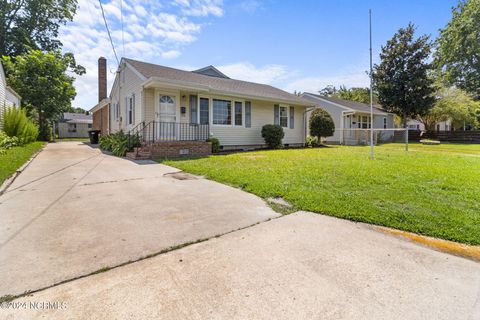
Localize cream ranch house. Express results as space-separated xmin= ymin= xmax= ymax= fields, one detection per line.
xmin=91 ymin=57 xmax=313 ymax=158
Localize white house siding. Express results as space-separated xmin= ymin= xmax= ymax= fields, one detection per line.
xmin=142 ymin=90 xmax=307 ymax=148
xmin=58 ymin=122 xmax=91 ymax=138
xmin=210 ymin=99 xmax=306 ymax=147
xmin=0 ymin=63 xmax=6 ymax=130
xmin=305 ymin=101 xmax=345 ymax=143
xmin=5 ymin=89 xmax=20 ymax=107
xmin=109 ymin=62 xmax=145 ymax=133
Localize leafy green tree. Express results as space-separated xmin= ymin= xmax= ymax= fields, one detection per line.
xmin=309 ymin=109 xmax=335 ymax=143
xmin=2 ymin=50 xmax=85 ymax=140
xmin=373 ymin=23 xmax=436 ymax=127
xmin=435 ymin=0 xmax=480 ymax=99
xmin=418 ymin=84 xmax=479 ymax=131
xmin=0 ymin=0 xmax=77 ymax=57
xmin=334 ymin=85 xmax=377 ymax=104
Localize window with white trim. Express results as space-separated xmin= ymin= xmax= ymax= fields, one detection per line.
xmin=234 ymin=101 xmax=242 ymax=126
xmin=67 ymin=123 xmax=77 ymax=132
xmin=357 ymin=115 xmax=371 ymax=129
xmin=279 ymin=106 xmax=288 ymax=128
xmin=200 ymin=98 xmax=209 ymax=125
xmin=128 ymin=96 xmax=135 ymax=125
xmin=213 ymin=99 xmax=232 ymax=125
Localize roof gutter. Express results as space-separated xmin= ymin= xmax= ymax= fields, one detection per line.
xmin=142 ymin=77 xmax=312 ymax=106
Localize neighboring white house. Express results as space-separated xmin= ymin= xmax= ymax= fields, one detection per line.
xmin=301 ymin=93 xmax=395 ymax=145
xmin=407 ymin=119 xmax=452 ymax=131
xmin=57 ymin=112 xmax=93 ymax=138
xmin=91 ymin=57 xmax=313 ymax=153
xmin=1 ymin=62 xmax=21 ymax=130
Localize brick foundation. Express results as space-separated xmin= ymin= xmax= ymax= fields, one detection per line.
xmin=148 ymin=141 xmax=212 ymax=159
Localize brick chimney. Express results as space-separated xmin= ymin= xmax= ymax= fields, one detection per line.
xmin=98 ymin=57 xmax=107 ymax=102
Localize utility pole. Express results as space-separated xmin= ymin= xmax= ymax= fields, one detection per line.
xmin=369 ymin=9 xmax=375 ymax=159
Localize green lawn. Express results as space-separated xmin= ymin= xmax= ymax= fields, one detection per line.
xmin=164 ymin=143 xmax=480 ymax=245
xmin=0 ymin=142 xmax=45 ymax=185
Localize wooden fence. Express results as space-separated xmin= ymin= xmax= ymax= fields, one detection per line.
xmin=404 ymin=130 xmax=480 ymax=143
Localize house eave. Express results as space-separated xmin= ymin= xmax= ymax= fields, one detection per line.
xmin=142 ymin=77 xmax=312 ymax=107
xmin=90 ymin=98 xmax=110 ymax=113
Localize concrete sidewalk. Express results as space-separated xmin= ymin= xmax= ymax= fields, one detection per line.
xmin=1 ymin=212 xmax=479 ymax=320
xmin=0 ymin=142 xmax=279 ymax=297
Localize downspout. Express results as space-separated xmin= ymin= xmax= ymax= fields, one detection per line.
xmin=303 ymin=106 xmax=315 ymax=145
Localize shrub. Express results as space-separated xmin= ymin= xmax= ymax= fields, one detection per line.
xmin=99 ymin=131 xmax=140 ymax=157
xmin=207 ymin=137 xmax=220 ymax=153
xmin=309 ymin=109 xmax=335 ymax=143
xmin=305 ymin=135 xmax=318 ymax=147
xmin=261 ymin=124 xmax=284 ymax=149
xmin=2 ymin=107 xmax=39 ymax=144
xmin=0 ymin=131 xmax=20 ymax=154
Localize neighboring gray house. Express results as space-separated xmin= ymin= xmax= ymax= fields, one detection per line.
xmin=57 ymin=112 xmax=93 ymax=138
xmin=301 ymin=93 xmax=395 ymax=145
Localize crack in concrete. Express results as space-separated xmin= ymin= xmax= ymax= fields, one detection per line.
xmin=78 ymin=176 xmax=165 ymax=187
xmin=0 ymin=213 xmax=287 ymax=303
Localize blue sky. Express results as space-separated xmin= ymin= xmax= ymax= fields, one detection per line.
xmin=61 ymin=0 xmax=458 ymax=109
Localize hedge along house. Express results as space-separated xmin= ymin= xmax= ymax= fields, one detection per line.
xmin=92 ymin=57 xmax=313 ymax=159
xmin=301 ymin=93 xmax=396 ymax=145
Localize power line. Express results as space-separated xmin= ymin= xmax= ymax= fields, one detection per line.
xmin=98 ymin=0 xmax=120 ymax=65
xmin=120 ymin=0 xmax=125 ymax=56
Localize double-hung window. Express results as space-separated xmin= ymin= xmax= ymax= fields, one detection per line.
xmin=358 ymin=115 xmax=371 ymax=129
xmin=234 ymin=101 xmax=242 ymax=126
xmin=279 ymin=106 xmax=288 ymax=128
xmin=213 ymin=99 xmax=231 ymax=125
xmin=200 ymin=98 xmax=209 ymax=125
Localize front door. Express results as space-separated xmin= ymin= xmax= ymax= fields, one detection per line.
xmin=157 ymin=95 xmax=177 ymax=140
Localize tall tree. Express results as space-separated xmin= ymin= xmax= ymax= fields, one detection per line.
xmin=373 ymin=23 xmax=436 ymax=127
xmin=435 ymin=0 xmax=480 ymax=99
xmin=2 ymin=50 xmax=85 ymax=140
xmin=0 ymin=0 xmax=77 ymax=57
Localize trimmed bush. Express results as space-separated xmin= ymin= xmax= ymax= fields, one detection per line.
xmin=207 ymin=137 xmax=220 ymax=153
xmin=261 ymin=124 xmax=284 ymax=149
xmin=309 ymin=109 xmax=335 ymax=143
xmin=2 ymin=107 xmax=38 ymax=144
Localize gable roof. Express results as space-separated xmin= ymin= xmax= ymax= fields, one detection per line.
xmin=123 ymin=58 xmax=311 ymax=105
xmin=192 ymin=65 xmax=230 ymax=79
xmin=302 ymin=93 xmax=389 ymax=114
xmin=60 ymin=112 xmax=92 ymax=122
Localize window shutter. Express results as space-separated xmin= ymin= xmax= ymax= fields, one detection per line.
xmin=289 ymin=106 xmax=294 ymax=129
xmin=125 ymin=97 xmax=128 ymax=124
xmin=245 ymin=101 xmax=251 ymax=128
xmin=190 ymin=95 xmax=198 ymax=124
xmin=132 ymin=94 xmax=135 ymax=124
xmin=274 ymin=104 xmax=279 ymax=125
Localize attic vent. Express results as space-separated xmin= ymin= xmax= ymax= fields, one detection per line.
xmin=192 ymin=66 xmax=230 ymax=79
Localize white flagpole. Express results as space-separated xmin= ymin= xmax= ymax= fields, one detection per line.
xmin=369 ymin=9 xmax=375 ymax=159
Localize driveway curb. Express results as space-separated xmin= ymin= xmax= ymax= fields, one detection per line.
xmin=0 ymin=144 xmax=45 ymax=196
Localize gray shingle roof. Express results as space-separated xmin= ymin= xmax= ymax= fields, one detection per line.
xmin=303 ymin=93 xmax=388 ymax=114
xmin=61 ymin=112 xmax=92 ymax=122
xmin=124 ymin=58 xmax=311 ymax=105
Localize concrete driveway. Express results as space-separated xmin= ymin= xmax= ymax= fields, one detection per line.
xmin=2 ymin=212 xmax=479 ymax=320
xmin=0 ymin=142 xmax=279 ymax=297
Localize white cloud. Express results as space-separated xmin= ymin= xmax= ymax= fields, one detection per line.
xmin=173 ymin=0 xmax=224 ymax=17
xmin=218 ymin=62 xmax=289 ymax=84
xmin=59 ymin=0 xmax=223 ymax=108
xmin=162 ymin=50 xmax=182 ymax=59
xmin=284 ymin=71 xmax=370 ymax=94
xmin=238 ymin=0 xmax=262 ymax=14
